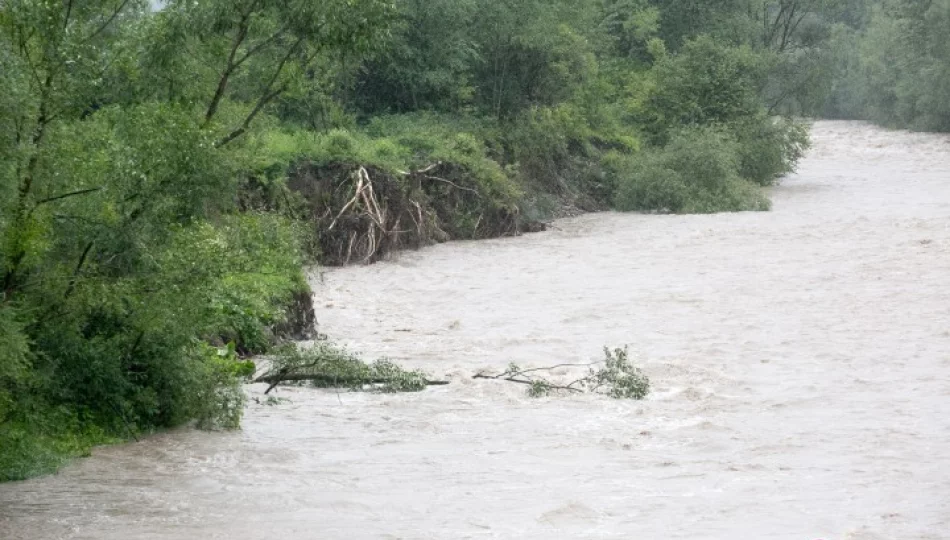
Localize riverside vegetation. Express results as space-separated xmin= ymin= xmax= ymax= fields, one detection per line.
xmin=1 ymin=0 xmax=946 ymax=481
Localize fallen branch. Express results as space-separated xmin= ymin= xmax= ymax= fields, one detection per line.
xmin=472 ymin=371 xmax=584 ymax=394
xmin=255 ymin=343 xmax=439 ymax=394
xmin=253 ymin=344 xmax=648 ymax=400
xmin=473 ymin=363 xmax=591 ymax=396
xmin=472 ymin=349 xmax=650 ymax=399
xmin=255 ymin=372 xmax=449 ymax=392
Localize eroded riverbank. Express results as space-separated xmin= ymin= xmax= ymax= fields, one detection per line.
xmin=2 ymin=121 xmax=949 ymax=539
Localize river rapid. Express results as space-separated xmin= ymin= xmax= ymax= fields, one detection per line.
xmin=1 ymin=121 xmax=949 ymax=539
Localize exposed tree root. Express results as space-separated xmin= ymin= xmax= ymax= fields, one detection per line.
xmin=288 ymin=161 xmax=530 ymax=265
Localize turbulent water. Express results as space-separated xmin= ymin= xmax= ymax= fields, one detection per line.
xmin=2 ymin=121 xmax=950 ymax=540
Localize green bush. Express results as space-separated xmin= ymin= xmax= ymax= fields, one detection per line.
xmin=0 ymin=415 xmax=115 ymax=482
xmin=0 ymin=105 xmax=312 ymax=480
xmin=505 ymin=102 xmax=639 ymax=209
xmin=843 ymin=1 xmax=950 ymax=132
xmin=0 ymin=305 xmax=30 ymax=400
xmin=636 ymin=36 xmax=809 ymax=190
xmin=613 ymin=127 xmax=770 ymax=214
xmin=643 ymin=35 xmax=768 ymax=144
xmin=208 ymin=213 xmax=311 ymax=353
xmin=732 ymin=116 xmax=811 ymax=186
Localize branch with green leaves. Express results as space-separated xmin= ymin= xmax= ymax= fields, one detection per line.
xmin=474 ymin=347 xmax=650 ymax=399
xmin=254 ymin=342 xmax=447 ymax=394
xmin=257 ymin=344 xmax=649 ymax=401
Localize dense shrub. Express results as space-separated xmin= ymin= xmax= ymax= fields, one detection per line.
xmin=506 ymin=102 xmax=638 ymax=208
xmin=642 ymin=36 xmax=768 ymax=144
xmin=0 ymin=104 xmax=311 ymax=480
xmin=613 ymin=127 xmax=771 ymax=214
xmin=733 ymin=116 xmax=811 ymax=186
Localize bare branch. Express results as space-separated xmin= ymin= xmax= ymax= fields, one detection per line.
xmin=63 ymin=241 xmax=94 ymax=300
xmin=214 ymin=37 xmax=305 ymax=147
xmin=203 ymin=13 xmax=252 ymax=126
xmin=33 ymin=187 xmax=102 ymax=206
xmin=202 ymin=0 xmax=273 ymax=126
xmin=781 ymin=9 xmax=810 ymax=52
xmin=63 ymin=0 xmax=74 ymax=31
xmin=232 ymin=22 xmax=291 ymax=69
xmin=503 ymin=363 xmax=595 ymax=378
xmin=214 ymin=83 xmax=286 ymax=147
xmin=764 ymin=1 xmax=790 ymax=48
xmin=472 ymin=372 xmax=584 ymax=393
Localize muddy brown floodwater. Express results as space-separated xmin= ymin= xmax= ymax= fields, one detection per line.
xmin=2 ymin=121 xmax=950 ymax=540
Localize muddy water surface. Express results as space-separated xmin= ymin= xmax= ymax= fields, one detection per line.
xmin=2 ymin=121 xmax=949 ymax=539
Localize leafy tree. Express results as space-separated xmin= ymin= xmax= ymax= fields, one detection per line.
xmin=642 ymin=35 xmax=769 ymax=142
xmin=0 ymin=0 xmax=391 ymax=480
xmin=153 ymin=0 xmax=393 ymax=145
xmin=599 ymin=0 xmax=662 ymax=63
xmin=648 ymin=0 xmax=748 ymax=49
xmin=351 ymin=0 xmax=479 ymax=114
xmin=613 ymin=126 xmax=771 ymax=213
xmin=469 ymin=0 xmax=599 ymax=119
xmin=859 ymin=0 xmax=950 ymax=131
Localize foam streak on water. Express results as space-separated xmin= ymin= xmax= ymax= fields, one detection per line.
xmin=2 ymin=121 xmax=950 ymax=539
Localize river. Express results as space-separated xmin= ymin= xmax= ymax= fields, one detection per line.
xmin=1 ymin=121 xmax=949 ymax=539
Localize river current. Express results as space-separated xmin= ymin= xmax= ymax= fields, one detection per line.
xmin=1 ymin=121 xmax=949 ymax=539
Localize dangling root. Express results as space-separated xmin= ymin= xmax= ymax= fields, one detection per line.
xmin=291 ymin=161 xmax=527 ymax=266
xmin=326 ymin=167 xmax=392 ymax=264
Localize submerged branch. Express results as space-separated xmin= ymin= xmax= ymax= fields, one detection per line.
xmin=254 ymin=343 xmax=444 ymax=394
xmin=255 ymin=372 xmax=449 ymax=392
xmin=472 ymin=372 xmax=584 ymax=394
xmin=473 ymin=348 xmax=650 ymax=399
